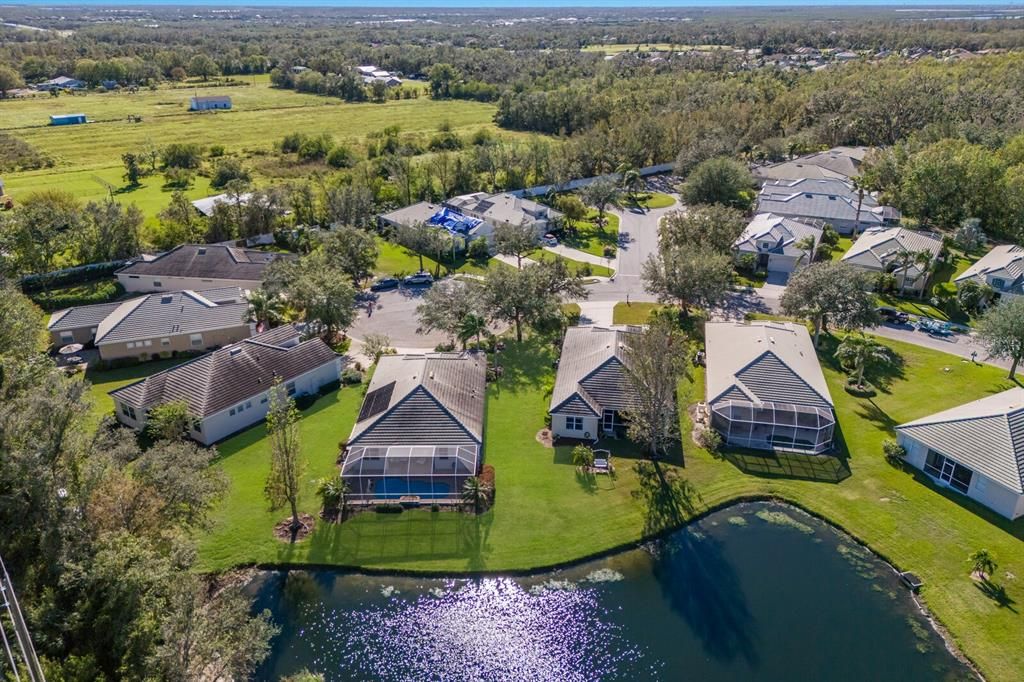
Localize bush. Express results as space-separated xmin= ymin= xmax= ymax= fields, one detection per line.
xmin=297 ymin=133 xmax=334 ymax=161
xmin=294 ymin=393 xmax=318 ymax=410
xmin=209 ymin=144 xmax=226 ymax=158
xmin=883 ymin=439 xmax=907 ymax=467
xmin=697 ymin=427 xmax=722 ymax=454
xmin=161 ymin=142 xmax=203 ymax=169
xmin=736 ymin=253 xmax=757 ymax=272
xmin=479 ymin=464 xmax=495 ymax=501
xmin=819 ymin=225 xmax=840 ymax=248
xmin=210 ymin=158 xmax=251 ymax=189
xmin=29 ymin=279 xmax=125 ymax=312
xmin=374 ymin=504 xmax=404 ymax=514
xmin=579 ymin=262 xmax=592 ymax=277
xmin=163 ymin=166 xmax=192 ymax=188
xmin=434 ymin=342 xmax=456 ymax=352
xmin=326 ymin=144 xmax=355 ymax=169
xmin=467 ymin=237 xmax=490 ymax=261
xmin=602 ymin=245 xmax=616 ymax=259
xmin=340 ymin=368 xmax=364 ymax=385
xmin=280 ymin=132 xmax=304 ymax=154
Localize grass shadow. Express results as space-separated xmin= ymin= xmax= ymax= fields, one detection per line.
xmin=722 ymin=449 xmax=851 ymax=483
xmin=632 ymin=460 xmax=703 ymax=536
xmin=974 ymin=580 xmax=1018 ymax=612
xmin=906 ymin=468 xmax=1024 ymax=542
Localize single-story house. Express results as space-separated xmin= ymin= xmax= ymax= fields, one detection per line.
xmin=115 ymin=243 xmax=290 ymax=294
xmin=342 ymin=352 xmax=486 ymax=502
xmin=34 ymin=76 xmax=86 ymax=91
xmin=752 ymin=146 xmax=869 ymax=184
xmin=549 ymin=326 xmax=641 ymax=440
xmin=190 ymin=95 xmax=232 ymax=111
xmin=49 ymin=287 xmax=252 ymax=361
xmin=705 ymin=321 xmax=835 ymax=454
xmin=109 ymin=325 xmax=340 ymax=445
xmin=756 ymin=178 xmax=899 ymax=235
xmin=49 ymin=113 xmax=87 ymax=126
xmin=896 ymin=387 xmax=1024 ymax=520
xmin=733 ymin=213 xmax=821 ymax=277
xmin=190 ymin=192 xmax=253 ymax=217
xmin=954 ymin=244 xmax=1024 ymax=301
xmin=378 ymin=191 xmax=562 ymax=251
xmin=841 ymin=227 xmax=944 ymax=294
xmin=47 ymin=301 xmax=124 ymax=347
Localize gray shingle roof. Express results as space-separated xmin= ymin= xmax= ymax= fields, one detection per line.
xmin=109 ymin=325 xmax=338 ymax=418
xmin=705 ymin=321 xmax=834 ymax=410
xmin=897 ymin=387 xmax=1024 ymax=493
xmin=48 ymin=301 xmax=124 ymax=333
xmin=116 ymin=244 xmax=290 ymax=281
xmin=94 ymin=288 xmax=249 ymax=344
xmin=550 ymin=326 xmax=641 ymax=415
xmin=348 ymin=352 xmax=486 ymax=447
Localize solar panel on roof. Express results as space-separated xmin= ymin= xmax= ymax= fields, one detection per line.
xmin=357 ymin=381 xmax=395 ymax=422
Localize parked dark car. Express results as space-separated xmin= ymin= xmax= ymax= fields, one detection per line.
xmin=370 ymin=277 xmax=400 ymax=292
xmin=403 ymin=272 xmax=434 ymax=286
xmin=877 ymin=306 xmax=910 ymax=324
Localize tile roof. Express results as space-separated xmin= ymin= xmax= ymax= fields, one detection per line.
xmin=109 ymin=325 xmax=338 ymax=418
xmin=955 ymin=244 xmax=1024 ymax=292
xmin=898 ymin=387 xmax=1024 ymax=493
xmin=752 ymin=147 xmax=869 ymax=183
xmin=348 ymin=352 xmax=487 ymax=446
xmin=190 ymin=194 xmax=252 ymax=217
xmin=48 ymin=301 xmax=124 ymax=333
xmin=841 ymin=227 xmax=943 ymax=276
xmin=756 ymin=178 xmax=896 ymax=226
xmin=734 ymin=213 xmax=822 ymax=258
xmin=94 ymin=288 xmax=249 ymax=345
xmin=705 ymin=321 xmax=834 ymax=410
xmin=550 ymin=326 xmax=641 ymax=415
xmin=116 ymin=243 xmax=289 ymax=281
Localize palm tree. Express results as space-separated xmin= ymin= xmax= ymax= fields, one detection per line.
xmin=617 ymin=164 xmax=644 ymax=206
xmin=968 ymin=549 xmax=997 ymax=580
xmin=458 ymin=313 xmax=488 ymax=350
xmin=851 ymin=178 xmax=866 ymax=238
xmin=461 ymin=476 xmax=492 ymax=513
xmin=913 ymin=249 xmax=935 ymax=298
xmin=893 ymin=249 xmax=917 ymax=295
xmin=835 ymin=335 xmax=893 ymax=388
xmin=247 ymin=289 xmax=285 ymax=330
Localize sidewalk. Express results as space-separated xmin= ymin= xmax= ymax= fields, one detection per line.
xmin=492 ymin=253 xmax=537 ymax=269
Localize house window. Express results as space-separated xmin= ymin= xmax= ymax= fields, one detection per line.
xmin=246 ymin=401 xmax=252 ymax=409
xmin=144 ymin=339 xmax=153 ymax=347
xmin=991 ymin=278 xmax=1005 ymax=290
xmin=193 ymin=421 xmax=202 ymax=433
xmin=286 ymin=382 xmax=296 ymax=396
xmin=128 ymin=407 xmax=137 ymax=420
xmin=260 ymin=396 xmax=268 ymax=404
xmin=126 ymin=341 xmax=135 ymax=349
xmin=237 ymin=404 xmax=245 ymax=413
xmin=924 ymin=450 xmax=973 ymax=494
xmin=161 ymin=338 xmax=170 ymax=346
xmin=121 ymin=403 xmax=130 ymax=417
xmin=89 ymin=327 xmax=97 ymax=336
xmin=153 ymin=281 xmax=162 ymax=288
xmin=190 ymin=334 xmax=203 ymax=347
xmin=229 ymin=408 xmax=236 ymax=416
xmin=566 ymin=416 xmax=584 ymax=431
xmin=60 ymin=331 xmax=74 ymax=343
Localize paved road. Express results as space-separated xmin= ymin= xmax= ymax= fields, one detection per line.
xmin=348 ymin=288 xmax=449 ymax=350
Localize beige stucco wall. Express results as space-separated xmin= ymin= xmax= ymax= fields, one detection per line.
xmin=98 ymin=323 xmax=254 ymax=361
xmin=50 ymin=325 xmax=97 ymax=348
xmin=117 ymin=273 xmax=260 ymax=294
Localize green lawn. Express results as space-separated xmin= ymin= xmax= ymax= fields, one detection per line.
xmin=526 ymin=248 xmax=614 ymax=277
xmin=826 ymin=236 xmax=855 ymax=261
xmin=2 ymin=78 xmax=498 ymax=222
xmin=612 ymin=302 xmax=664 ymax=325
xmin=193 ymin=330 xmax=1024 ymax=680
xmin=629 ymin=191 xmax=676 ymax=210
xmin=561 ymin=210 xmax=619 ymax=258
xmin=29 ymin=277 xmax=126 ymax=312
xmin=83 ymin=358 xmax=189 ymax=427
xmin=374 ymin=237 xmax=496 ymax=278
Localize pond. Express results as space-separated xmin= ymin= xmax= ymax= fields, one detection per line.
xmin=247 ymin=502 xmax=974 ymax=681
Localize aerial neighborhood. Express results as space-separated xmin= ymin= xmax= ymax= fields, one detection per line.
xmin=1 ymin=6 xmax=1024 ymax=680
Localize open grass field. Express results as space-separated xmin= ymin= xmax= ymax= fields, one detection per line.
xmin=188 ymin=327 xmax=1024 ymax=680
xmin=1 ymin=78 xmax=498 ymax=214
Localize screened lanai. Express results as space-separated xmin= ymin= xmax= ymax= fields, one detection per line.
xmin=710 ymin=399 xmax=835 ymax=455
xmin=341 ymin=444 xmax=480 ymax=502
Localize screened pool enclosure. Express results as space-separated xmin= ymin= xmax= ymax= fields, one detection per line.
xmin=341 ymin=444 xmax=480 ymax=502
xmin=710 ymin=399 xmax=835 ymax=454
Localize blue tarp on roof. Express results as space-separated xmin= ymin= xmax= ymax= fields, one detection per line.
xmin=427 ymin=207 xmax=482 ymax=235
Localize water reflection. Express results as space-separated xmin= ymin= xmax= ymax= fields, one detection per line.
xmin=250 ymin=503 xmax=974 ymax=682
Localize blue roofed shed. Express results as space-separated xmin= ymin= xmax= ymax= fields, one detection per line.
xmin=49 ymin=114 xmax=87 ymax=126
